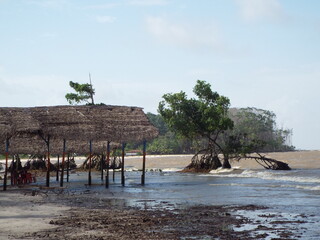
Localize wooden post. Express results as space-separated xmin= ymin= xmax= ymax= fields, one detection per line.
xmin=46 ymin=135 xmax=51 ymax=187
xmin=66 ymin=154 xmax=70 ymax=182
xmin=112 ymin=156 xmax=116 ymax=182
xmin=121 ymin=143 xmax=125 ymax=186
xmin=56 ymin=155 xmax=60 ymax=182
xmin=3 ymin=138 xmax=9 ymax=191
xmin=100 ymin=154 xmax=104 ymax=181
xmin=60 ymin=139 xmax=66 ymax=187
xmin=88 ymin=140 xmax=92 ymax=186
xmin=10 ymin=155 xmax=14 ymax=186
xmin=141 ymin=140 xmax=147 ymax=185
xmin=105 ymin=141 xmax=110 ymax=188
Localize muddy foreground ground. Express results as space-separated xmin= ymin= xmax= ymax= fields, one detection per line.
xmin=2 ymin=151 xmax=319 ymax=239
xmin=1 ymin=186 xmax=305 ymax=240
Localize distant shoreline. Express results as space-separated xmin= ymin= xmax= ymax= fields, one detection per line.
xmin=1 ymin=150 xmax=320 ymax=172
xmin=123 ymin=150 xmax=320 ymax=170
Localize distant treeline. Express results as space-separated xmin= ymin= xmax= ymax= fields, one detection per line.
xmin=140 ymin=108 xmax=295 ymax=155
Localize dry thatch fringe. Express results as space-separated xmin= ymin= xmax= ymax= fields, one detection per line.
xmin=0 ymin=105 xmax=158 ymax=154
xmin=1 ymin=133 xmax=121 ymax=155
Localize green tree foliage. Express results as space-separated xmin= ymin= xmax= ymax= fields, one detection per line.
xmin=158 ymin=80 xmax=234 ymax=170
xmin=155 ymin=80 xmax=293 ymax=170
xmin=65 ymin=81 xmax=95 ymax=105
xmin=146 ymin=109 xmax=293 ymax=156
xmin=223 ymin=108 xmax=294 ymax=155
xmin=159 ymin=80 xmax=233 ymax=150
xmin=146 ymin=113 xmax=169 ymax=136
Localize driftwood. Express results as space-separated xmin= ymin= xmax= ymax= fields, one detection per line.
xmin=81 ymin=154 xmax=104 ymax=170
xmin=81 ymin=154 xmax=122 ymax=170
xmin=24 ymin=159 xmax=57 ymax=171
xmin=54 ymin=156 xmax=77 ymax=170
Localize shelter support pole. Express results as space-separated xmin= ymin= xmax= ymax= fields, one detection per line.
xmin=3 ymin=138 xmax=9 ymax=191
xmin=121 ymin=143 xmax=126 ymax=186
xmin=46 ymin=135 xmax=51 ymax=187
xmin=101 ymin=154 xmax=104 ymax=181
xmin=10 ymin=155 xmax=14 ymax=185
xmin=112 ymin=156 xmax=115 ymax=182
xmin=67 ymin=154 xmax=70 ymax=182
xmin=56 ymin=155 xmax=60 ymax=182
xmin=88 ymin=140 xmax=92 ymax=186
xmin=105 ymin=141 xmax=110 ymax=188
xmin=141 ymin=140 xmax=147 ymax=185
xmin=60 ymin=139 xmax=66 ymax=187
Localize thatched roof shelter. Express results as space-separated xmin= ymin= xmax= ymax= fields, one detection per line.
xmin=0 ymin=105 xmax=158 ymax=155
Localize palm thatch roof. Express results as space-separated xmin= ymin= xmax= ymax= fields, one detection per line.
xmin=0 ymin=107 xmax=40 ymax=140
xmin=0 ymin=105 xmax=158 ymax=154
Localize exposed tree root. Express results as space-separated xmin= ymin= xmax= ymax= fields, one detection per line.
xmin=183 ymin=149 xmax=222 ymax=172
xmin=246 ymin=155 xmax=291 ymax=170
xmin=231 ymin=153 xmax=291 ymax=170
xmin=184 ymin=149 xmax=291 ymax=172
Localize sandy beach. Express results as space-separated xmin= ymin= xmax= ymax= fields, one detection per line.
xmin=123 ymin=150 xmax=320 ymax=170
xmin=1 ymin=150 xmax=319 ymax=239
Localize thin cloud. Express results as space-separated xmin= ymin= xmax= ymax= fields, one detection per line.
xmin=86 ymin=3 xmax=120 ymax=9
xmin=41 ymin=32 xmax=58 ymax=38
xmin=146 ymin=16 xmax=222 ymax=50
xmin=95 ymin=16 xmax=116 ymax=24
xmin=86 ymin=1 xmax=168 ymax=9
xmin=26 ymin=0 xmax=68 ymax=8
xmin=235 ymin=0 xmax=284 ymax=22
xmin=129 ymin=0 xmax=169 ymax=6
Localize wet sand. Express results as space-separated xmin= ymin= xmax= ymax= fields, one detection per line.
xmin=0 ymin=189 xmax=69 ymax=239
xmin=1 ymin=150 xmax=319 ymax=239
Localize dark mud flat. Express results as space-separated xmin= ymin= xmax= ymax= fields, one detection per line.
xmin=23 ymin=206 xmax=252 ymax=240
xmin=15 ymin=189 xmax=302 ymax=240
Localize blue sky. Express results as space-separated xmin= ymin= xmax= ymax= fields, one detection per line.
xmin=1 ymin=0 xmax=320 ymax=150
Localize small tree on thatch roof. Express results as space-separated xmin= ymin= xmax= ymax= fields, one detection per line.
xmin=65 ymin=74 xmax=95 ymax=105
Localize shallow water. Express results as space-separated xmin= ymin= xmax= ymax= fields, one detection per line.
xmin=37 ymin=167 xmax=320 ymax=239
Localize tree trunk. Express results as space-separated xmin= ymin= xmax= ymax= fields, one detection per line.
xmin=222 ymin=157 xmax=231 ymax=169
